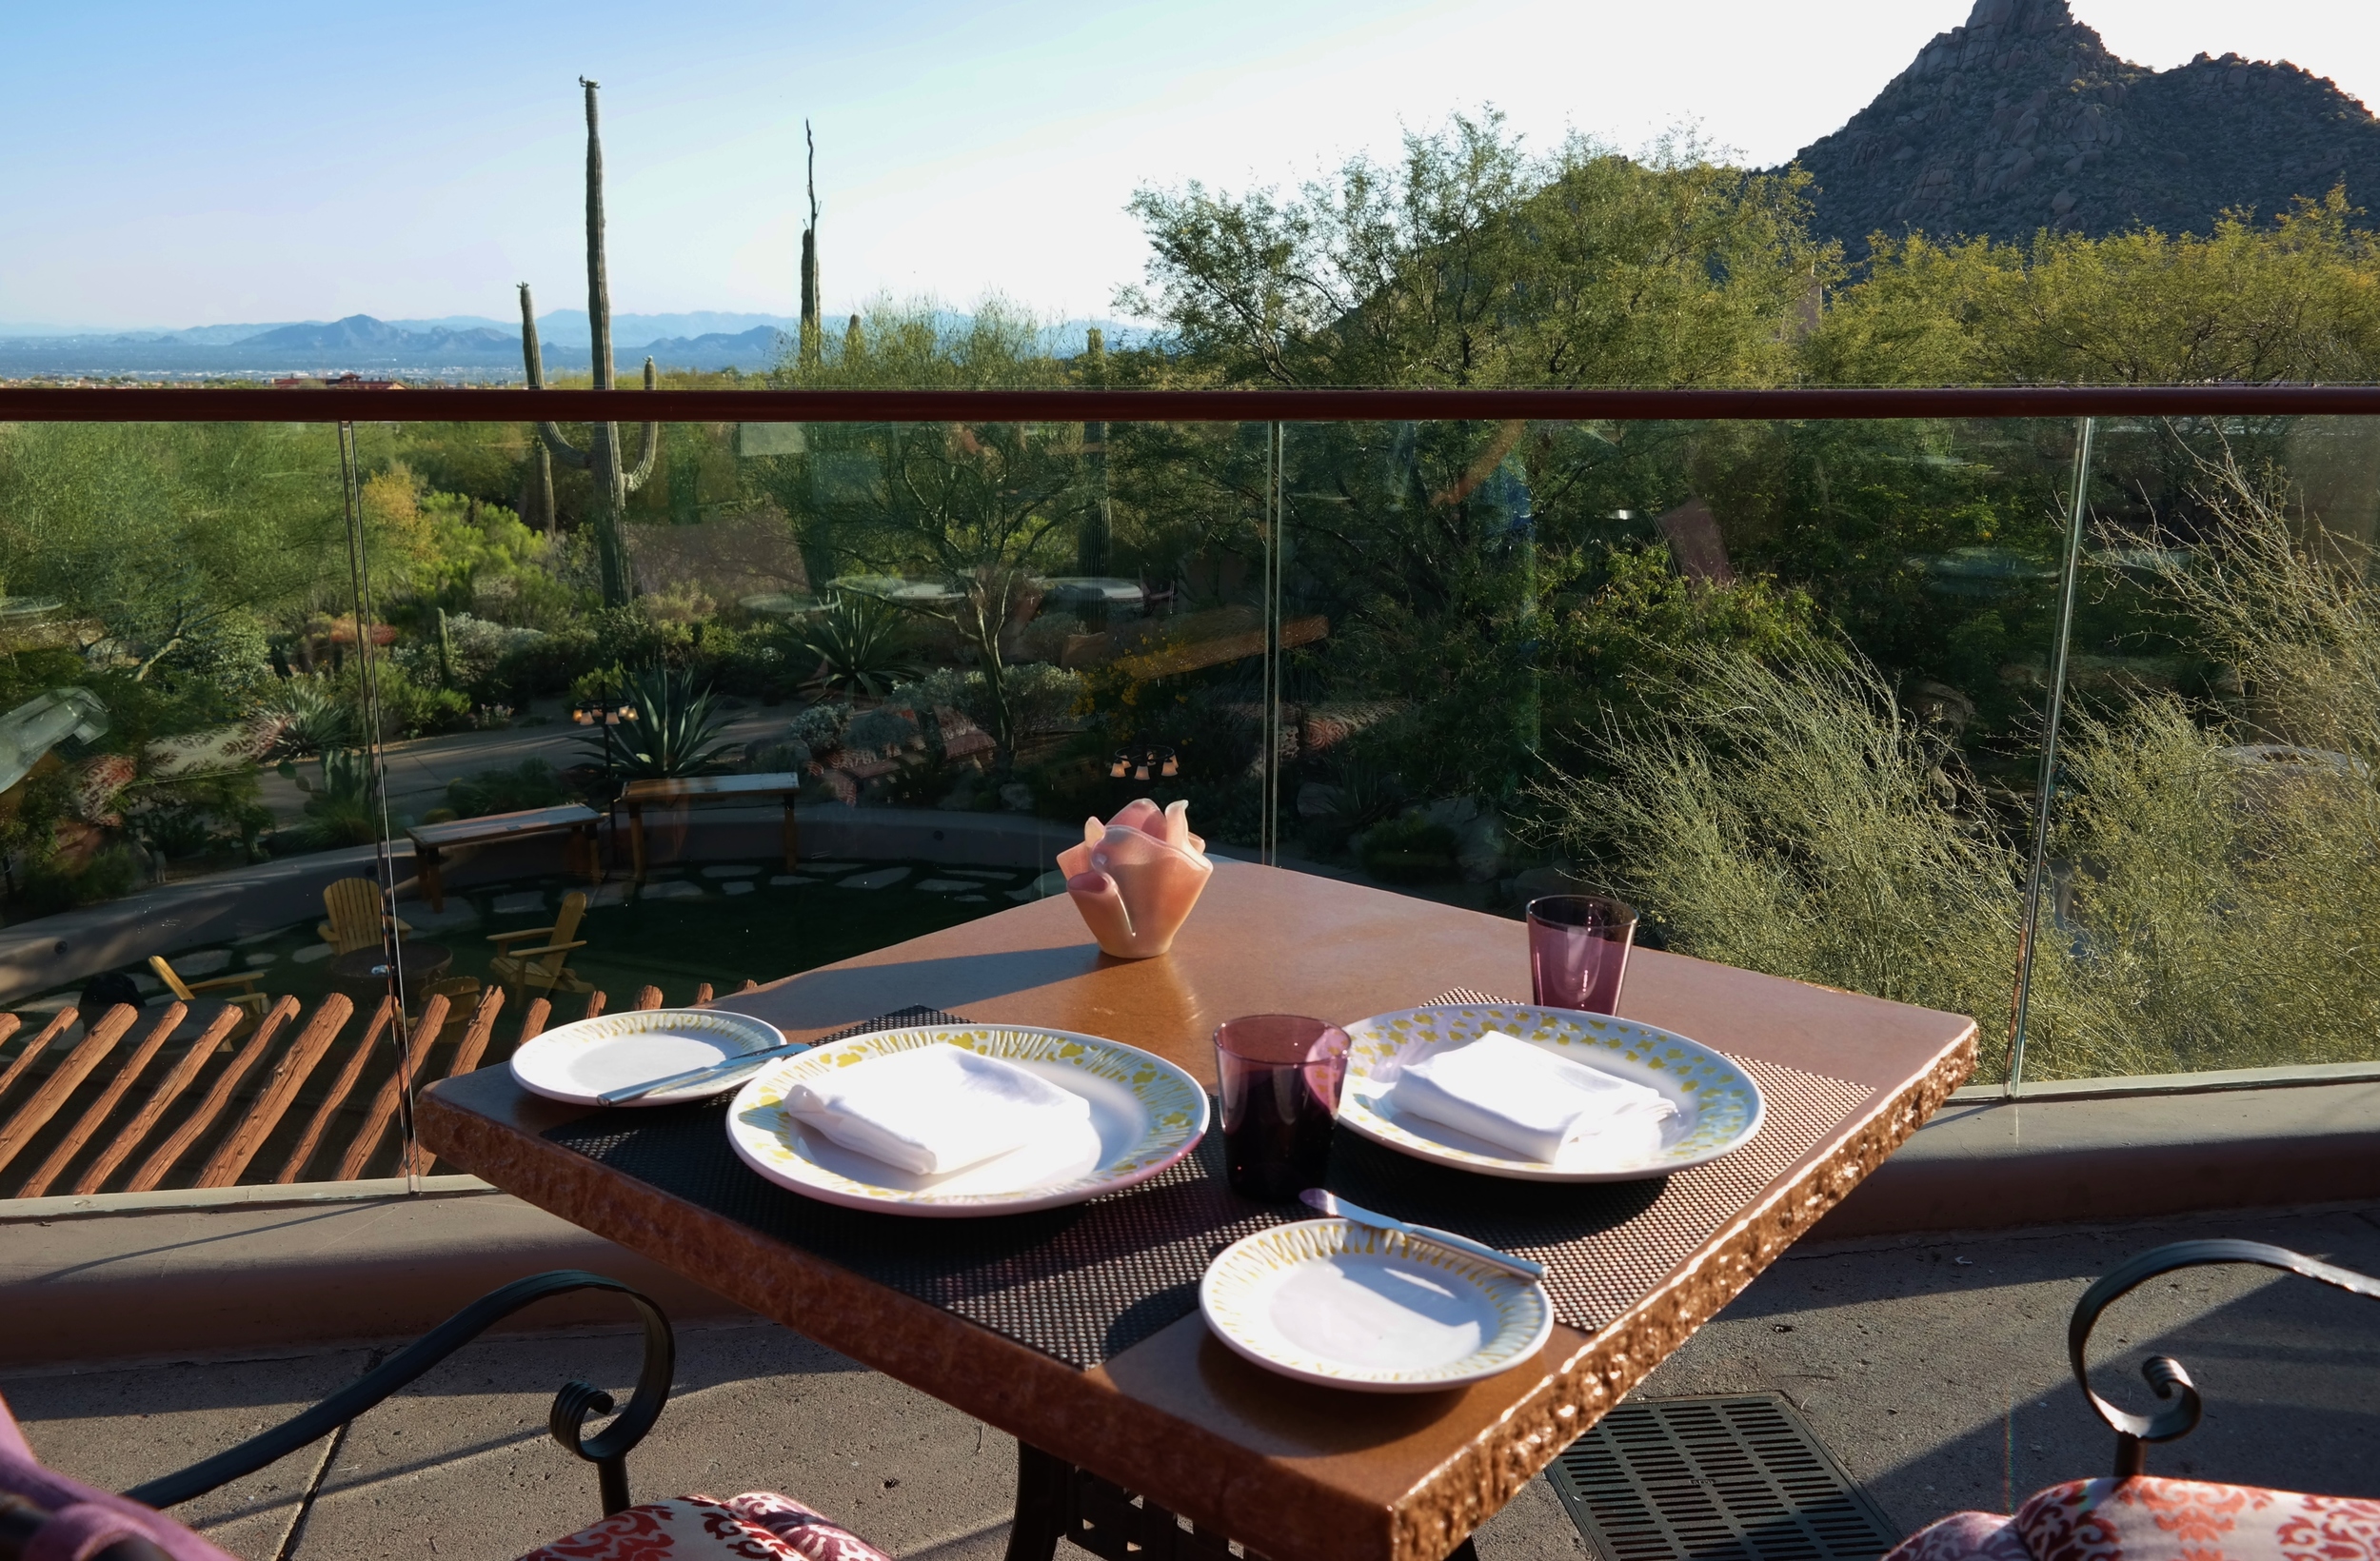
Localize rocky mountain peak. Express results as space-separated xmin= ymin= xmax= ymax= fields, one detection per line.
xmin=1791 ymin=1 xmax=2380 ymax=252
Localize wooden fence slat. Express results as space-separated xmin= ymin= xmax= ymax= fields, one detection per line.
xmin=632 ymin=985 xmax=664 ymax=1011
xmin=409 ymin=989 xmax=506 ymax=1176
xmin=194 ymin=995 xmax=354 ymax=1189
xmin=17 ymin=1005 xmax=187 ymax=1199
xmin=71 ymin=1006 xmax=248 ymax=1195
xmin=274 ymin=998 xmax=396 ymax=1185
xmin=0 ymin=1005 xmax=143 ymax=1181
xmin=516 ymin=998 xmax=552 ymax=1046
xmin=0 ymin=1011 xmax=77 ymax=1115
xmin=333 ymin=997 xmax=449 ymax=1183
xmin=693 ymin=983 xmax=714 ymax=1007
xmin=444 ymin=988 xmax=505 ymax=1079
xmin=124 ymin=997 xmax=303 ymax=1195
xmin=582 ymin=990 xmax=608 ymax=1020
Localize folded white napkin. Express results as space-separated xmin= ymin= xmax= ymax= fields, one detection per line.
xmin=786 ymin=1043 xmax=1092 ymax=1176
xmin=1386 ymin=1031 xmax=1677 ymax=1163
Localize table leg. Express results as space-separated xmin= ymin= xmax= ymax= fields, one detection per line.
xmin=782 ymin=794 xmax=799 ymax=872
xmin=1004 ymin=1443 xmax=1071 ymax=1561
xmin=580 ymin=821 xmax=604 ymax=884
xmin=420 ymin=846 xmax=446 ymax=912
xmin=1003 ymin=1445 xmax=1265 ymax=1561
xmin=627 ymin=801 xmax=647 ymax=882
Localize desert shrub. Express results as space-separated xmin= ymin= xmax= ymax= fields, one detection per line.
xmin=1538 ymin=455 xmax=2380 ymax=1083
xmin=16 ymin=846 xmax=142 ymax=915
xmin=787 ymin=701 xmax=851 ymax=750
xmin=1358 ymin=813 xmax=1461 ymax=882
xmin=389 ymin=613 xmax=546 ymax=698
xmin=367 ymin=660 xmax=472 ymax=739
xmin=492 ymin=626 xmax=604 ymax=701
xmin=1537 ymin=645 xmax=2028 ymax=1054
xmin=844 ymin=706 xmax=921 ymax=753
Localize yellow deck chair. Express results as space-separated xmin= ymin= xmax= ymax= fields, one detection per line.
xmin=318 ymin=877 xmax=412 ymax=956
xmin=487 ymin=891 xmax=594 ymax=998
xmin=149 ymin=954 xmax=270 ymax=1035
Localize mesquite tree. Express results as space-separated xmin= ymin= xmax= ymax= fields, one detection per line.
xmin=523 ymin=78 xmax=659 ymax=606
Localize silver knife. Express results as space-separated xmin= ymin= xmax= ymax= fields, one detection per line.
xmin=1298 ymin=1187 xmax=1547 ymax=1280
xmin=596 ymin=1040 xmax=810 ymax=1106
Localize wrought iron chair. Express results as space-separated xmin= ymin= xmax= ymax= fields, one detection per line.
xmin=0 ymin=1270 xmax=898 ymax=1561
xmin=1886 ymin=1240 xmax=2380 ymax=1561
xmin=2069 ymin=1238 xmax=2380 ymax=1476
xmin=2 ymin=1272 xmax=670 ymax=1561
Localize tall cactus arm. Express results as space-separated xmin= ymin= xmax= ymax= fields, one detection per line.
xmin=621 ymin=356 xmax=662 ymax=494
xmin=519 ymin=281 xmax=589 ymax=469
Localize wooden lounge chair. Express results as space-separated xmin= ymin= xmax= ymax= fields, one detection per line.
xmin=147 ymin=955 xmax=269 ymax=1031
xmin=317 ymin=877 xmax=411 ymax=956
xmin=487 ymin=892 xmax=593 ymax=998
xmin=423 ymin=975 xmax=484 ymax=1041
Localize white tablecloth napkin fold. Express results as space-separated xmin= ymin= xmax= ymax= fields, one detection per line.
xmin=786 ymin=1042 xmax=1091 ymax=1175
xmin=1385 ymin=1031 xmax=1677 ymax=1163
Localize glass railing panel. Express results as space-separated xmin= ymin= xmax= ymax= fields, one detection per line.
xmin=2015 ymin=411 xmax=2380 ymax=1082
xmin=0 ymin=418 xmax=429 ymax=1195
xmin=1266 ymin=415 xmax=2092 ymax=1085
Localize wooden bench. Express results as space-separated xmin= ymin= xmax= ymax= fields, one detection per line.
xmin=620 ymin=773 xmax=800 ymax=880
xmin=407 ymin=804 xmax=604 ymax=911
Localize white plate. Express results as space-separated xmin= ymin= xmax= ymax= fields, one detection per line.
xmin=727 ymin=1023 xmax=1208 ymax=1216
xmin=510 ymin=1007 xmax=789 ymax=1107
xmin=1200 ymin=1218 xmax=1553 ymax=1393
xmin=1339 ymin=1003 xmax=1766 ymax=1181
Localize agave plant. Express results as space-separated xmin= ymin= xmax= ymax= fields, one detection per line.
xmin=599 ymin=664 xmax=736 ymax=780
xmin=256 ymin=675 xmax=357 ymax=763
xmin=798 ymin=594 xmax=920 ymax=702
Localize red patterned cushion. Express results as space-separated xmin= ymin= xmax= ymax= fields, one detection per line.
xmin=1886 ymin=1478 xmax=2380 ymax=1561
xmin=1888 ymin=1510 xmax=2033 ymax=1561
xmin=516 ymin=1492 xmax=894 ymax=1561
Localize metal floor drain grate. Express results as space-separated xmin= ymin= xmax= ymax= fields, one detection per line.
xmin=1544 ymin=1394 xmax=1901 ymax=1561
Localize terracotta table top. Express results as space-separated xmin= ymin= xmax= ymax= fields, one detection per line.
xmin=417 ymin=861 xmax=1973 ymax=1561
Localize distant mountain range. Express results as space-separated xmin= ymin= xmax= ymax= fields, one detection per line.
xmin=0 ymin=311 xmax=1142 ymax=379
xmin=1791 ymin=0 xmax=2380 ymax=251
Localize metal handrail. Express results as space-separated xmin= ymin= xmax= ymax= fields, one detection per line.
xmin=5 ymin=384 xmax=2380 ymax=424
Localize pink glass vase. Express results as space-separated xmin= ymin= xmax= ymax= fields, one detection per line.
xmin=1057 ymin=799 xmax=1214 ymax=958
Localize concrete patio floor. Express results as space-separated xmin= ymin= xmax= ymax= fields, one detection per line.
xmin=8 ymin=1202 xmax=2376 ymax=1561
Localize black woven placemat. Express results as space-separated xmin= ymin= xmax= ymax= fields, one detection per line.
xmin=545 ymin=1000 xmax=1873 ymax=1369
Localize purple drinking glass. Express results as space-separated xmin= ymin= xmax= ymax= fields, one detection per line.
xmin=1213 ymin=1014 xmax=1349 ymax=1201
xmin=1527 ymin=894 xmax=1639 ymax=1015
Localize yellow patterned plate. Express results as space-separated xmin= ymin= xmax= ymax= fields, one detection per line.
xmin=726 ymin=1023 xmax=1209 ymax=1216
xmin=1339 ymin=1003 xmax=1765 ymax=1182
xmin=1200 ymin=1219 xmax=1553 ymax=1393
xmin=510 ymin=1007 xmax=788 ymax=1107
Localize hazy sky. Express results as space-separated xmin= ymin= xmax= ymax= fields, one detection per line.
xmin=5 ymin=0 xmax=2373 ymax=329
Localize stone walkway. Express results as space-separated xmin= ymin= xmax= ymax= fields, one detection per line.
xmin=9 ymin=1204 xmax=2376 ymax=1561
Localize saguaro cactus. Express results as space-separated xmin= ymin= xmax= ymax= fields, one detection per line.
xmin=1079 ymin=326 xmax=1112 ymax=581
xmin=799 ymin=121 xmax=822 ymax=367
xmin=515 ymin=284 xmax=557 ymax=536
xmin=522 ymin=78 xmax=660 ymax=606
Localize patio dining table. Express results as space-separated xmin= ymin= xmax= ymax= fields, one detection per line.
xmin=416 ymin=862 xmax=1974 ymax=1561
